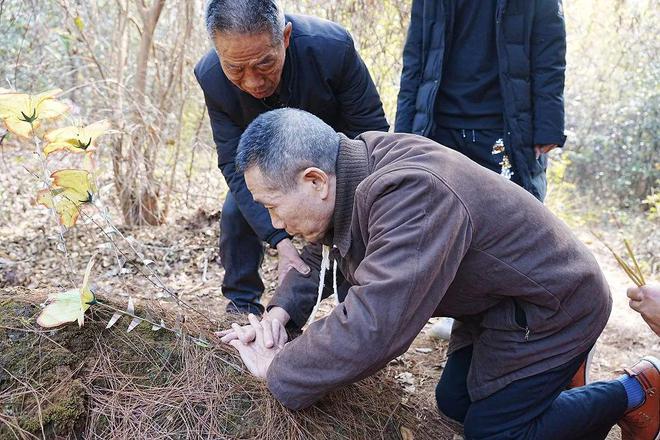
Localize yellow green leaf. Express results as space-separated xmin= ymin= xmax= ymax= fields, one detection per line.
xmin=37 ymin=254 xmax=97 ymax=328
xmin=36 ymin=170 xmax=94 ymax=228
xmin=37 ymin=98 xmax=69 ymax=119
xmin=36 ymin=188 xmax=86 ymax=227
xmin=78 ymin=253 xmax=97 ymax=326
xmin=37 ymin=289 xmax=90 ymax=328
xmin=0 ymin=89 xmax=68 ymax=138
xmin=3 ymin=117 xmax=34 ymax=138
xmin=51 ymin=169 xmax=96 ymax=195
xmin=74 ymin=16 xmax=84 ymax=32
xmin=44 ymin=120 xmax=110 ymax=156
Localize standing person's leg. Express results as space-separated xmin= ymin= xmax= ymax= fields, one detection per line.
xmin=459 ymin=128 xmax=504 ymax=175
xmin=431 ymin=126 xmax=469 ymax=158
xmin=219 ymin=192 xmax=265 ymax=315
xmin=432 ymin=127 xmax=543 ymax=195
xmin=432 ymin=127 xmax=515 ymax=177
xmin=472 ymin=128 xmax=548 ymax=201
xmin=462 ymin=353 xmax=659 ymax=440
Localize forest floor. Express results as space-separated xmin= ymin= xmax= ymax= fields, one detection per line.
xmin=1 ymin=206 xmax=657 ymax=439
xmin=0 ymin=140 xmax=657 ymax=438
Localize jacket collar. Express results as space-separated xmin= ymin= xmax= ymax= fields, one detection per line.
xmin=278 ymin=15 xmax=297 ymax=105
xmin=279 ymin=44 xmax=295 ymax=105
xmin=329 ymin=134 xmax=370 ymax=257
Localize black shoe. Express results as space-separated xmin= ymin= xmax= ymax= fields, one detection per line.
xmin=225 ymin=301 xmax=264 ymax=316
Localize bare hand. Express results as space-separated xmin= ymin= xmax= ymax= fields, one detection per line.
xmin=229 ymin=313 xmax=287 ymax=378
xmin=627 ymin=284 xmax=660 ymax=336
xmin=216 ymin=307 xmax=290 ymax=347
xmin=276 ymin=238 xmax=310 ymax=285
xmin=534 ymin=144 xmax=559 ymax=159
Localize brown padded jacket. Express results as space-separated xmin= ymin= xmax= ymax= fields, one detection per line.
xmin=267 ymin=131 xmax=611 ymax=410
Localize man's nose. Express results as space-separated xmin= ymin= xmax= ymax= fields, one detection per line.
xmin=243 ymin=72 xmax=265 ymax=91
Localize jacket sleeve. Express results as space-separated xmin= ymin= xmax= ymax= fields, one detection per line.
xmin=196 ymin=75 xmax=289 ymax=248
xmin=267 ymin=243 xmax=337 ymax=331
xmin=530 ymin=0 xmax=567 ymax=146
xmin=394 ymin=0 xmax=424 ymax=133
xmin=266 ymin=171 xmax=473 ymax=410
xmin=335 ymin=35 xmax=390 ymax=137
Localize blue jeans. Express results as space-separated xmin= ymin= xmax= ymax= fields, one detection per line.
xmin=436 ymin=345 xmax=628 ymax=440
xmin=219 ymin=192 xmax=265 ymax=314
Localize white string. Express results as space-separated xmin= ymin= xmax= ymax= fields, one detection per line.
xmin=306 ymin=245 xmax=331 ymax=326
xmin=332 ymin=256 xmax=338 ymax=303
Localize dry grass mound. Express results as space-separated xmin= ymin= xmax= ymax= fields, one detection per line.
xmin=0 ymin=288 xmax=452 ymax=439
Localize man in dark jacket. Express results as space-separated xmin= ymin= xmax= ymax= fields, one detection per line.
xmin=222 ymin=109 xmax=659 ymax=440
xmin=395 ymin=0 xmax=567 ymax=202
xmin=194 ymin=0 xmax=388 ymax=314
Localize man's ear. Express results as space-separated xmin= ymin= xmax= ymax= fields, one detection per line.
xmin=283 ymin=22 xmax=293 ymax=49
xmin=301 ymin=167 xmax=330 ymax=198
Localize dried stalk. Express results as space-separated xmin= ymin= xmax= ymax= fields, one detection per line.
xmin=593 ymin=231 xmax=647 ymax=287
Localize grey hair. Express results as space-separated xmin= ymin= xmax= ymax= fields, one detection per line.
xmin=236 ymin=108 xmax=340 ymax=190
xmin=205 ymin=0 xmax=285 ymax=42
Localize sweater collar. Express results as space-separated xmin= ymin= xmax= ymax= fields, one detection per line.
xmin=329 ymin=134 xmax=370 ymax=257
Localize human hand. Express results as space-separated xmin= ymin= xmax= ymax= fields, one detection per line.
xmin=534 ymin=144 xmax=559 ymax=159
xmin=276 ymin=238 xmax=310 ymax=285
xmin=627 ymin=284 xmax=660 ymax=337
xmin=228 ymin=313 xmax=287 ymax=379
xmin=215 ymin=307 xmax=290 ymax=347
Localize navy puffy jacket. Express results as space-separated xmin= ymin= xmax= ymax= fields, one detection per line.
xmin=395 ymin=0 xmax=567 ymax=200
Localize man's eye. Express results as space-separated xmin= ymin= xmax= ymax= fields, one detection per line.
xmin=257 ymin=62 xmax=275 ymax=71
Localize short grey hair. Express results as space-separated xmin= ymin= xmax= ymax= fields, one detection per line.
xmin=205 ymin=0 xmax=285 ymax=42
xmin=236 ymin=108 xmax=340 ymax=190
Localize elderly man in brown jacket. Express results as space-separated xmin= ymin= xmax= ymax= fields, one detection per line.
xmin=220 ymin=109 xmax=659 ymax=440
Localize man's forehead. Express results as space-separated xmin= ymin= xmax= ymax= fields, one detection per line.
xmin=245 ymin=168 xmax=273 ymax=197
xmin=216 ymin=33 xmax=276 ymax=60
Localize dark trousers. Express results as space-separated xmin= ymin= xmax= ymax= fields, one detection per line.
xmin=219 ymin=192 xmax=265 ymax=313
xmin=431 ymin=126 xmax=548 ymax=201
xmin=436 ymin=345 xmax=628 ymax=440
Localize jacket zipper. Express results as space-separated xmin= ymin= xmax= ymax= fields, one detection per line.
xmin=422 ymin=1 xmax=446 ymax=137
xmin=496 ymin=0 xmax=506 ymax=24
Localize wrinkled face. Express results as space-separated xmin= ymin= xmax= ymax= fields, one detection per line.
xmin=245 ymin=166 xmax=335 ymax=243
xmin=214 ymin=24 xmax=292 ymax=99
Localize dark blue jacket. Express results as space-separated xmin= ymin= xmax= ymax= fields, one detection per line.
xmin=195 ymin=14 xmax=389 ymax=247
xmin=395 ymin=0 xmax=567 ymax=200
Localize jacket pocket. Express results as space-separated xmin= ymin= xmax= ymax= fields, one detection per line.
xmin=513 ymin=299 xmax=528 ymax=329
xmin=481 ymin=298 xmax=527 ymax=332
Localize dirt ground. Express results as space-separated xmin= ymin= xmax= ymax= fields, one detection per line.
xmin=0 ymin=139 xmax=657 ymax=439
xmin=1 ymin=204 xmax=657 ymax=439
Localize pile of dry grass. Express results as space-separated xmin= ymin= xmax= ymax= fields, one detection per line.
xmin=0 ymin=288 xmax=452 ymax=439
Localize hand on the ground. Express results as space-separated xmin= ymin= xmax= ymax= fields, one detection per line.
xmin=216 ymin=307 xmax=290 ymax=347
xmin=627 ymin=284 xmax=660 ymax=336
xmin=534 ymin=144 xmax=558 ymax=159
xmin=228 ymin=313 xmax=287 ymax=379
xmin=276 ymin=238 xmax=310 ymax=285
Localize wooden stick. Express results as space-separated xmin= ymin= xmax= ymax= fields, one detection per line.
xmin=624 ymin=239 xmax=646 ymax=286
xmin=591 ymin=231 xmax=645 ymax=287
